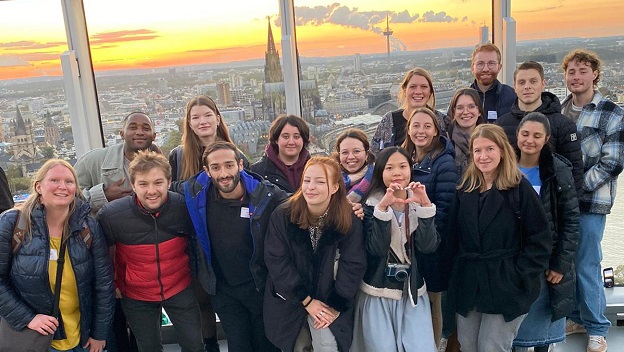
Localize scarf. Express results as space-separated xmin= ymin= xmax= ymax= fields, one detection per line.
xmin=265 ymin=144 xmax=310 ymax=191
xmin=452 ymin=126 xmax=471 ymax=174
xmin=344 ymin=164 xmax=373 ymax=203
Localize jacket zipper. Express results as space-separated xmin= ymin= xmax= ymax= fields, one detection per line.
xmin=152 ymin=214 xmax=165 ymax=301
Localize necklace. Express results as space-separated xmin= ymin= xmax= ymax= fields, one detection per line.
xmin=309 ymin=209 xmax=329 ymax=252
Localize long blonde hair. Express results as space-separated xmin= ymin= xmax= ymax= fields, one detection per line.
xmin=180 ymin=95 xmax=233 ymax=180
xmin=20 ymin=159 xmax=85 ymax=240
xmin=458 ymin=124 xmax=522 ymax=192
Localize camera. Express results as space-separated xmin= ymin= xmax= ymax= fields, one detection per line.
xmin=385 ymin=263 xmax=410 ymax=282
xmin=603 ymin=267 xmax=614 ymax=288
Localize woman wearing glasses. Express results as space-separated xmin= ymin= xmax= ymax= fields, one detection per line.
xmin=333 ymin=129 xmax=375 ymax=204
xmin=447 ymin=88 xmax=486 ymax=176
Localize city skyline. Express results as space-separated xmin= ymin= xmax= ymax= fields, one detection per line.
xmin=1 ymin=0 xmax=623 ymax=80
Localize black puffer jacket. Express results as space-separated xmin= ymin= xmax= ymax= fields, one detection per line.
xmin=411 ymin=136 xmax=459 ymax=292
xmin=497 ymin=92 xmax=583 ymax=192
xmin=250 ymin=155 xmax=301 ymax=194
xmin=524 ymin=147 xmax=580 ymax=320
xmin=0 ymin=200 xmax=115 ymax=345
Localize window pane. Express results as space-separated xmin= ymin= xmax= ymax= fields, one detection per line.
xmin=0 ymin=0 xmax=71 ymax=192
xmin=512 ymin=1 xmax=624 ymax=278
xmin=83 ymin=0 xmax=282 ymax=160
xmin=293 ymin=0 xmax=491 ymax=148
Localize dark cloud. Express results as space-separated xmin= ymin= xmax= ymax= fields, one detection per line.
xmin=0 ymin=41 xmax=66 ymax=50
xmin=90 ymin=29 xmax=159 ymax=45
xmin=419 ymin=11 xmax=458 ymax=23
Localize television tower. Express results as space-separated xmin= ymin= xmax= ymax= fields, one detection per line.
xmin=383 ymin=13 xmax=393 ymax=61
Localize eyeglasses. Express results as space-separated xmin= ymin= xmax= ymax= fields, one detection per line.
xmin=474 ymin=61 xmax=499 ymax=70
xmin=340 ymin=149 xmax=364 ymax=157
xmin=455 ymin=104 xmax=478 ymax=112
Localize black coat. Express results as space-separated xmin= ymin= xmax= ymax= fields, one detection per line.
xmin=0 ymin=200 xmax=115 ymax=345
xmin=533 ymin=149 xmax=580 ymax=320
xmin=251 ymin=155 xmax=297 ymax=194
xmin=496 ymin=92 xmax=583 ymax=192
xmin=411 ymin=136 xmax=459 ymax=292
xmin=360 ymin=195 xmax=440 ymax=303
xmin=447 ymin=178 xmax=552 ymax=322
xmin=263 ymin=203 xmax=366 ymax=352
xmin=0 ymin=167 xmax=12 ymax=214
xmin=470 ymin=79 xmax=517 ymax=120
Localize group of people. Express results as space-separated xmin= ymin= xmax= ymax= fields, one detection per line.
xmin=0 ymin=44 xmax=621 ymax=352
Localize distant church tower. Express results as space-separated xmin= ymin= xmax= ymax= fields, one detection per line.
xmin=44 ymin=112 xmax=60 ymax=147
xmin=0 ymin=113 xmax=5 ymax=142
xmin=11 ymin=105 xmax=37 ymax=160
xmin=264 ymin=17 xmax=283 ymax=83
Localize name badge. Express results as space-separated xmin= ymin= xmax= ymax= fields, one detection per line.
xmin=50 ymin=249 xmax=58 ymax=261
xmin=487 ymin=111 xmax=498 ymax=121
xmin=240 ymin=207 xmax=250 ymax=218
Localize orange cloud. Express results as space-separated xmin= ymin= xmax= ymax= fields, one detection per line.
xmin=90 ymin=29 xmax=159 ymax=46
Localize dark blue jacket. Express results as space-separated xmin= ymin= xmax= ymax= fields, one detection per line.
xmin=183 ymin=170 xmax=288 ymax=294
xmin=0 ymin=200 xmax=114 ymax=345
xmin=411 ymin=136 xmax=459 ymax=292
xmin=471 ymin=79 xmax=516 ymax=122
xmin=497 ymin=92 xmax=584 ymax=193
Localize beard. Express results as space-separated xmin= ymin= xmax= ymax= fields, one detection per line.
xmin=476 ymin=71 xmax=498 ymax=86
xmin=212 ymin=173 xmax=241 ymax=194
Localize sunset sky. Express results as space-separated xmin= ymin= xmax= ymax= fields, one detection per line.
xmin=0 ymin=0 xmax=622 ymax=80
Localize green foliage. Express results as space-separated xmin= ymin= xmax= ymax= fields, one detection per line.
xmin=42 ymin=146 xmax=56 ymax=159
xmin=9 ymin=177 xmax=31 ymax=192
xmin=160 ymin=130 xmax=182 ymax=156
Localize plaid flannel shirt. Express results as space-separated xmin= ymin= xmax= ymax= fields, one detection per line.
xmin=562 ymin=90 xmax=624 ymax=214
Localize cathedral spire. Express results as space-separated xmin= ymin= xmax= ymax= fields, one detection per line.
xmin=264 ymin=17 xmax=283 ymax=83
xmin=15 ymin=105 xmax=27 ymax=136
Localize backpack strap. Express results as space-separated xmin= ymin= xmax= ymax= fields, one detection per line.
xmin=11 ymin=210 xmax=27 ymax=255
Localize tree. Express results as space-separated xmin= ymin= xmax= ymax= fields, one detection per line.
xmin=160 ymin=130 xmax=182 ymax=156
xmin=42 ymin=146 xmax=56 ymax=160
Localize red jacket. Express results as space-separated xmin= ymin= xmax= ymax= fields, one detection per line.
xmin=97 ymin=193 xmax=195 ymax=302
xmin=116 ymin=237 xmax=192 ymax=301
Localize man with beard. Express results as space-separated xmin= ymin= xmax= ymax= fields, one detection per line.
xmin=560 ymin=49 xmax=624 ymax=352
xmin=182 ymin=141 xmax=288 ymax=352
xmin=75 ymin=111 xmax=158 ymax=352
xmin=496 ymin=61 xmax=583 ymax=191
xmin=470 ymin=43 xmax=516 ymax=122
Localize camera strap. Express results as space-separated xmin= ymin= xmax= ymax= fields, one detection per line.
xmin=404 ymin=202 xmax=411 ymax=257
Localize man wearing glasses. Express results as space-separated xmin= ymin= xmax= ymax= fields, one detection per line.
xmin=470 ymin=43 xmax=516 ymax=122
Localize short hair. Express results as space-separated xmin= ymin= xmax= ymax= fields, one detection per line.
xmin=287 ymin=156 xmax=352 ymax=234
xmin=129 ymin=150 xmax=171 ymax=183
xmin=398 ymin=68 xmax=436 ymax=110
xmin=122 ymin=111 xmax=153 ymax=128
xmin=561 ymin=49 xmax=601 ymax=86
xmin=268 ymin=114 xmax=310 ymax=153
xmin=471 ymin=43 xmax=502 ymax=63
xmin=333 ymin=128 xmax=375 ymax=166
xmin=448 ymin=88 xmax=485 ymax=124
xmin=514 ymin=61 xmax=544 ymax=81
xmin=202 ymin=141 xmax=241 ymax=167
xmin=458 ymin=124 xmax=522 ymax=192
xmin=517 ymin=112 xmax=551 ymax=137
